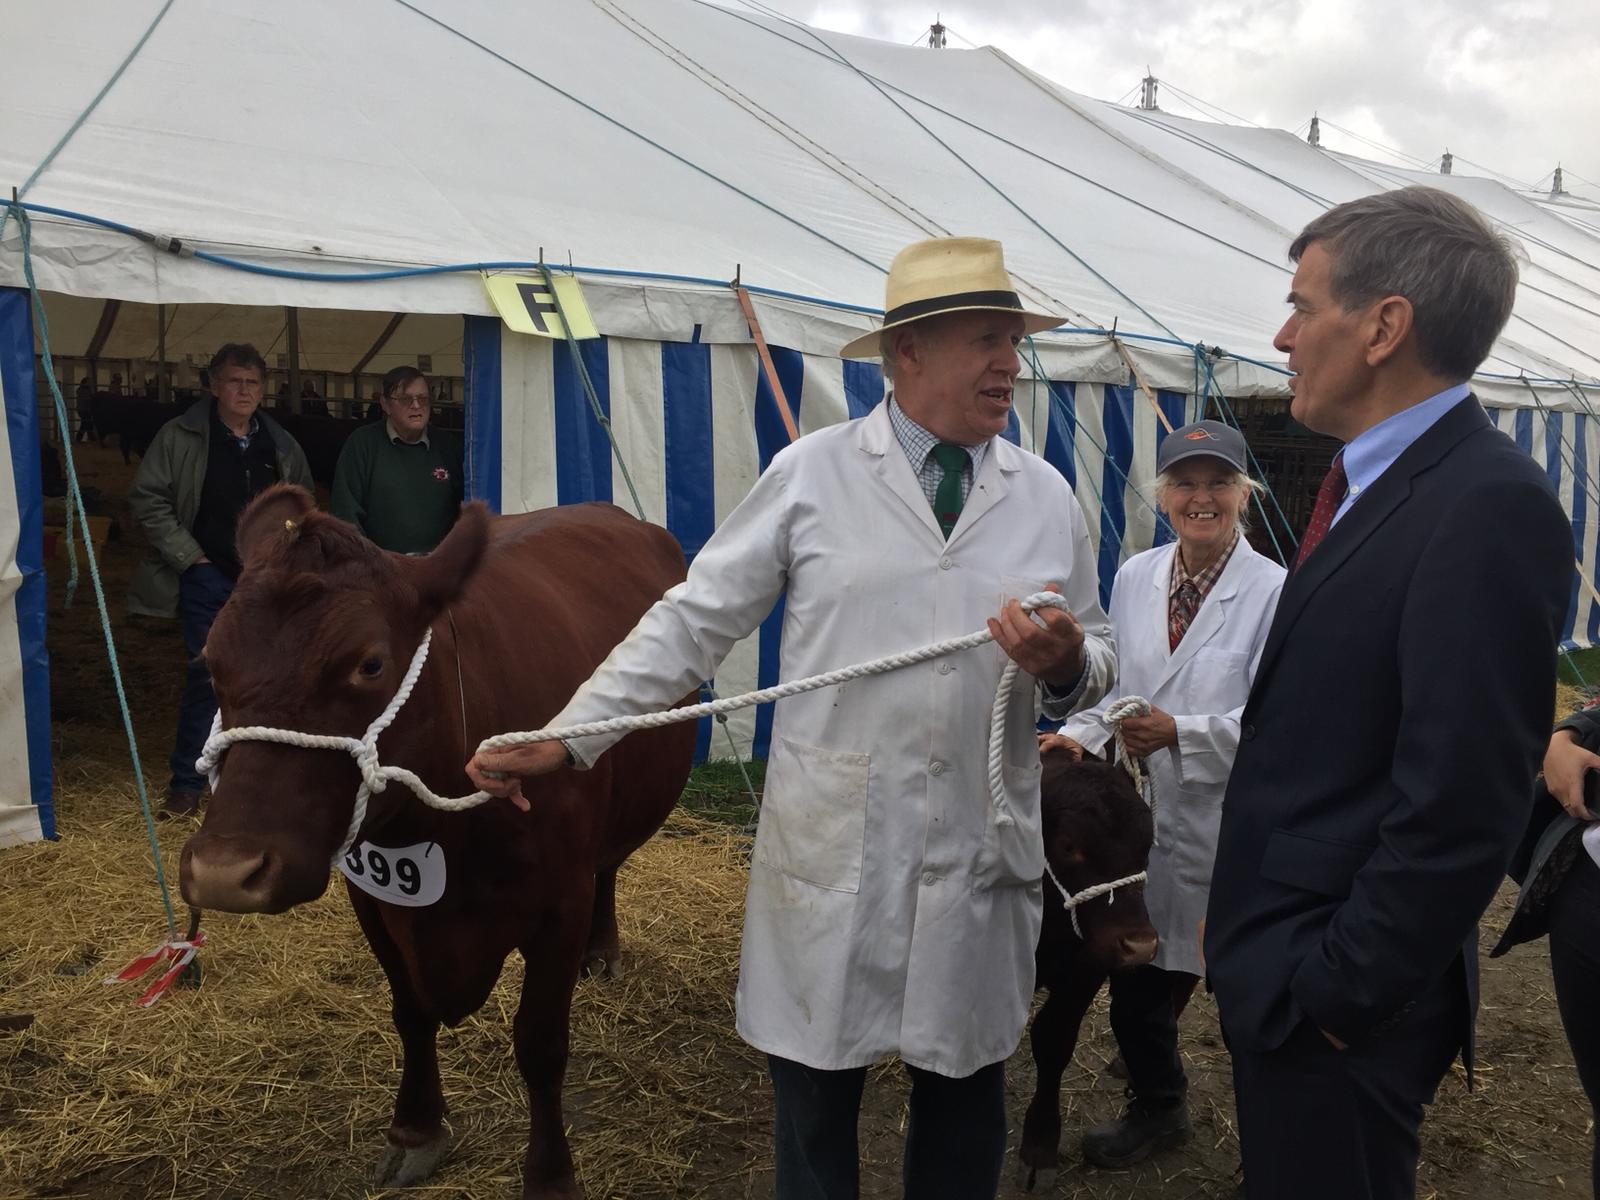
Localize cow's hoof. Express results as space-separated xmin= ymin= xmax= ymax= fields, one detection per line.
xmin=374 ymin=1130 xmax=450 ymax=1187
xmin=1014 ymin=1157 xmax=1056 ymax=1193
xmin=581 ymin=951 xmax=623 ymax=980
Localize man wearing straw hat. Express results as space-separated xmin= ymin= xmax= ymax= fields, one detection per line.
xmin=468 ymin=237 xmax=1116 ymax=1197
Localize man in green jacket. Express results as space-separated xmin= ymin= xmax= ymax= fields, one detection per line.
xmin=127 ymin=344 xmax=313 ymax=817
xmin=330 ymin=365 xmax=464 ymax=554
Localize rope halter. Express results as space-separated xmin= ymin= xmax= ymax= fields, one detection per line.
xmin=194 ymin=592 xmax=1076 ymax=862
xmin=1043 ymin=860 xmax=1149 ymax=940
xmin=196 ymin=627 xmax=446 ymax=863
xmin=1036 ymin=693 xmax=1158 ymax=937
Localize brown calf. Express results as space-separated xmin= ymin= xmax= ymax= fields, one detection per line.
xmin=1017 ymin=749 xmax=1157 ymax=1192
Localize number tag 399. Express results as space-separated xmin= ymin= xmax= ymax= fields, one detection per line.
xmin=339 ymin=840 xmax=446 ymax=907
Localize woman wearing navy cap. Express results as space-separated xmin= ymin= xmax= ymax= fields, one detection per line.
xmin=1049 ymin=420 xmax=1285 ymax=1168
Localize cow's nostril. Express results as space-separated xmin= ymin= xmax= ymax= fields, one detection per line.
xmin=1117 ymin=932 xmax=1159 ymax=967
xmin=183 ymin=843 xmax=275 ymax=912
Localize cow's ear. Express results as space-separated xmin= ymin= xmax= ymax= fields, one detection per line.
xmin=236 ymin=484 xmax=317 ymax=567
xmin=398 ymin=502 xmax=491 ymax=613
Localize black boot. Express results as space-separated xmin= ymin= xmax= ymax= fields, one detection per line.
xmin=1080 ymin=1095 xmax=1193 ymax=1168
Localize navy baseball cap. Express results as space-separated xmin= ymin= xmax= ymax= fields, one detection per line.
xmin=1156 ymin=420 xmax=1249 ymax=474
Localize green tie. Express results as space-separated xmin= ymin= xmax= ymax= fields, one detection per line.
xmin=930 ymin=442 xmax=968 ymax=539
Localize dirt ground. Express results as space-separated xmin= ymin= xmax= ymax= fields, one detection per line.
xmin=0 ymin=443 xmax=1590 ymax=1198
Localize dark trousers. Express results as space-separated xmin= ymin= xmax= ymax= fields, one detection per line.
xmin=169 ymin=562 xmax=233 ymax=792
xmin=768 ymin=1054 xmax=1006 ymax=1200
xmin=1550 ymin=850 xmax=1600 ymax=1199
xmin=1228 ymin=973 xmax=1462 ymax=1200
xmin=1109 ymin=964 xmax=1198 ymax=1107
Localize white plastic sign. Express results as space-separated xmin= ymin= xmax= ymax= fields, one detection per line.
xmin=338 ymin=840 xmax=446 ymax=907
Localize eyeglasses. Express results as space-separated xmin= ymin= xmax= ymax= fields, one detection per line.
xmin=1167 ymin=478 xmax=1240 ymax=496
xmin=390 ymin=393 xmax=431 ymax=407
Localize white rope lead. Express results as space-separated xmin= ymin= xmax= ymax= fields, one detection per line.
xmin=1103 ymin=694 xmax=1159 ymax=825
xmin=196 ymin=593 xmax=1075 ymax=860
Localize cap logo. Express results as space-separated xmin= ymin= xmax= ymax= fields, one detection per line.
xmin=1184 ymin=429 xmax=1217 ymax=441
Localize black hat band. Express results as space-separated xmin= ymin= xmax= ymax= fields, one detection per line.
xmin=883 ymin=289 xmax=1023 ymax=327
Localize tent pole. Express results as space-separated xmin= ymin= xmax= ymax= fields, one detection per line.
xmin=733 ymin=280 xmax=800 ymax=444
xmin=285 ymin=306 xmax=301 ymax=412
xmin=1112 ymin=336 xmax=1174 ymax=434
xmin=156 ymin=304 xmax=169 ymax=404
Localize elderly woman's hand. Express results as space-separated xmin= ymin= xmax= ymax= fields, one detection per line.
xmin=1037 ymin=731 xmax=1085 ymax=760
xmin=1118 ymin=707 xmax=1178 ymax=758
xmin=1544 ymin=728 xmax=1600 ymax=821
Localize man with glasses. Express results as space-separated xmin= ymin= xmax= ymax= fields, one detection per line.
xmin=331 ymin=366 xmax=464 ymax=554
xmin=127 ymin=343 xmax=313 ymax=817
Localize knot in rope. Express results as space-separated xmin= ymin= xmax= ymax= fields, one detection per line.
xmin=195 ymin=592 xmax=1075 ymax=860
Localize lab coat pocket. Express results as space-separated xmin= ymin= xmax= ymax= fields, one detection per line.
xmin=1167 ymin=786 xmax=1224 ymax=889
xmin=753 ymin=737 xmax=870 ymax=893
xmin=973 ymin=760 xmax=1046 ymax=889
xmin=1184 ymin=647 xmax=1250 ymax=709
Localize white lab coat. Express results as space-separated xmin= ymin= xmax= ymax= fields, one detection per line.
xmin=1061 ymin=539 xmax=1284 ymax=976
xmin=550 ymin=401 xmax=1115 ymax=1075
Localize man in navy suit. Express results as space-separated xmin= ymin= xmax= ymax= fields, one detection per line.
xmin=1204 ymin=186 xmax=1573 ymax=1199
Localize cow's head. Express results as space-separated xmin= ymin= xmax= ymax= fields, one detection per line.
xmin=1039 ymin=748 xmax=1157 ymax=970
xmin=179 ymin=485 xmax=490 ymax=914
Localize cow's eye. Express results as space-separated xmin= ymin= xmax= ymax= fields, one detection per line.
xmin=358 ymin=656 xmax=384 ymax=679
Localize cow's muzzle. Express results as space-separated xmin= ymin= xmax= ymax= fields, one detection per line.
xmin=180 ymin=832 xmax=329 ymax=914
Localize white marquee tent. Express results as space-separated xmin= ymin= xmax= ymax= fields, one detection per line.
xmin=3 ymin=0 xmax=1597 ymax=844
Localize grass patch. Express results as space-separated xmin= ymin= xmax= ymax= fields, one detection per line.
xmin=1558 ymin=646 xmax=1600 ymax=693
xmin=678 ymin=758 xmax=765 ymax=828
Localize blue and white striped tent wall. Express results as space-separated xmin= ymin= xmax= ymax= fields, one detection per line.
xmin=1486 ymin=405 xmax=1600 ymax=651
xmin=466 ymin=318 xmax=1204 ymax=762
xmin=466 ymin=321 xmax=1600 ymax=761
xmin=0 ymin=287 xmax=52 ymax=845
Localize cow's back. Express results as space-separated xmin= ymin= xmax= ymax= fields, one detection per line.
xmin=455 ymin=502 xmax=694 ymax=860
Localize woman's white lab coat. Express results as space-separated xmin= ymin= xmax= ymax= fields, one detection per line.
xmin=1061 ymin=539 xmax=1284 ymax=976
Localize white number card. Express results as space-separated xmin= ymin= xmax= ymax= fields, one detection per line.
xmin=338 ymin=840 xmax=446 ymax=907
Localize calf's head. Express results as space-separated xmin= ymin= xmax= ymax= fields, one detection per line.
xmin=180 ymin=485 xmax=489 ymax=914
xmin=1039 ymin=748 xmax=1157 ymax=970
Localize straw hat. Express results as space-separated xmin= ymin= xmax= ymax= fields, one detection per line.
xmin=839 ymin=236 xmax=1062 ymax=359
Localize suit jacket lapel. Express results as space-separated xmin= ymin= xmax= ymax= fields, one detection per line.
xmin=1254 ymin=396 xmax=1491 ymax=683
xmin=857 ymin=402 xmax=946 ymax=543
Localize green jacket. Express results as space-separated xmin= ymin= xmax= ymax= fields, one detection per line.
xmin=127 ymin=400 xmax=313 ymax=619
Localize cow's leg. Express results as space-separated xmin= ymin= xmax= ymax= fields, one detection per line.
xmin=581 ymin=865 xmax=623 ymax=980
xmin=350 ymin=898 xmax=452 ymax=1188
xmin=1018 ymin=968 xmax=1107 ymax=1192
xmin=515 ymin=895 xmax=591 ymax=1199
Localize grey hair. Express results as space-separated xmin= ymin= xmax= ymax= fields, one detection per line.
xmin=1289 ymin=186 xmax=1522 ymax=381
xmin=878 ymin=314 xmax=962 ymax=382
xmin=1153 ymin=468 xmax=1264 ymax=536
xmin=878 ymin=328 xmax=904 ymax=381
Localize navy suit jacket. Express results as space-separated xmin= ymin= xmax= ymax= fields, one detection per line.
xmin=1204 ymin=396 xmax=1571 ymax=1059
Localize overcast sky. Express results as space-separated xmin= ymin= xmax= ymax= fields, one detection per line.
xmin=742 ymin=0 xmax=1600 ymax=200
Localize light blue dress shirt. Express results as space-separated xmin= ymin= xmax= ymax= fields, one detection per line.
xmin=1333 ymin=382 xmax=1472 ymax=525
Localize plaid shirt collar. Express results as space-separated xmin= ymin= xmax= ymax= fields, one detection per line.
xmin=1171 ymin=530 xmax=1240 ymax=602
xmin=885 ymin=395 xmax=987 ymax=502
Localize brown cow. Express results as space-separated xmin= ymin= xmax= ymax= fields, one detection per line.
xmin=179 ymin=485 xmax=695 ymax=1199
xmin=1017 ymin=748 xmax=1157 ymax=1192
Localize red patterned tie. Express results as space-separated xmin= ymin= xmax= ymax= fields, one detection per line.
xmin=1293 ymin=454 xmax=1348 ymax=571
